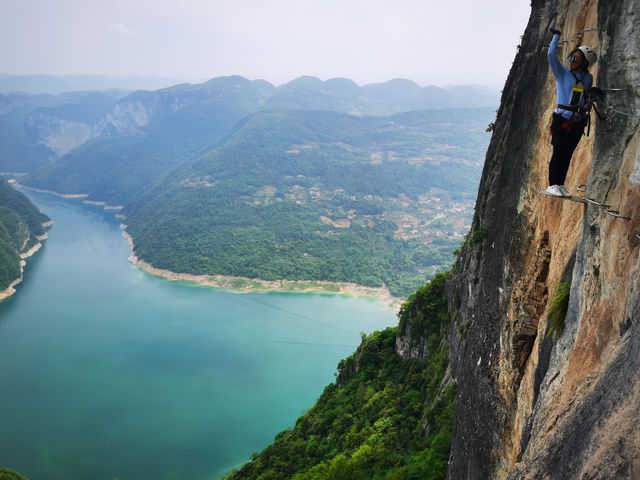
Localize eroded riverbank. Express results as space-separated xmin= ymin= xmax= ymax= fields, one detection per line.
xmin=121 ymin=229 xmax=403 ymax=310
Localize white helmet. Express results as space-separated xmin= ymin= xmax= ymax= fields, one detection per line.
xmin=578 ymin=45 xmax=597 ymax=66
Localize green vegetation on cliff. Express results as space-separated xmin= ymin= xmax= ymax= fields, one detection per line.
xmin=0 ymin=177 xmax=49 ymax=291
xmin=224 ymin=274 xmax=453 ymax=480
xmin=0 ymin=468 xmax=29 ymax=480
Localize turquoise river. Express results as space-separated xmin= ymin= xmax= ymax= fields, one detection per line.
xmin=0 ymin=191 xmax=397 ymax=480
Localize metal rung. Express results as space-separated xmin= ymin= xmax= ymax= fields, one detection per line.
xmin=577 ymin=184 xmax=586 ymax=192
xmin=605 ymin=106 xmax=639 ymax=119
xmin=606 ymin=210 xmax=632 ymax=220
xmin=585 ymin=197 xmax=611 ymax=208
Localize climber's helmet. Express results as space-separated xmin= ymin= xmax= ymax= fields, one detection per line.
xmin=577 ymin=45 xmax=597 ymax=66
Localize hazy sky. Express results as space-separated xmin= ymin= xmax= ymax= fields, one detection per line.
xmin=1 ymin=0 xmax=531 ymax=87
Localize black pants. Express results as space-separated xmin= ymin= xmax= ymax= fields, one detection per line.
xmin=548 ymin=113 xmax=586 ymax=186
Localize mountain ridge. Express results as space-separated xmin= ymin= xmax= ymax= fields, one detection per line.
xmin=3 ymin=76 xmax=498 ymax=175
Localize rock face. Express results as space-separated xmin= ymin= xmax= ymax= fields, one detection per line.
xmin=438 ymin=0 xmax=640 ymax=478
xmin=26 ymin=113 xmax=95 ymax=156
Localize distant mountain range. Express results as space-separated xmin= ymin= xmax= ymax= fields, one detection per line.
xmin=0 ymin=74 xmax=181 ymax=95
xmin=1 ymin=75 xmax=498 ymax=176
xmin=2 ymin=74 xmax=497 ymax=297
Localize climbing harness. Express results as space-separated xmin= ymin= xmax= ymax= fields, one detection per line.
xmin=557 ymin=72 xmax=588 ymax=132
xmin=569 ymin=72 xmax=586 ymax=106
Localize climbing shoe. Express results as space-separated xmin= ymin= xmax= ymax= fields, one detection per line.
xmin=545 ymin=185 xmax=564 ymax=196
xmin=559 ymin=185 xmax=571 ymax=197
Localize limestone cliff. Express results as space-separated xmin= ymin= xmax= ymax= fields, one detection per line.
xmin=426 ymin=0 xmax=640 ymax=478
xmin=26 ymin=112 xmax=95 ymax=157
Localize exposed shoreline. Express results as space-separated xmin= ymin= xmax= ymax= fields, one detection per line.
xmin=121 ymin=229 xmax=403 ymax=310
xmin=0 ymin=269 xmax=26 ymax=301
xmin=0 ymin=182 xmax=57 ymax=301
xmin=0 ymin=223 xmax=52 ymax=301
xmin=7 ymin=181 xmax=403 ymax=308
xmin=11 ymin=181 xmax=89 ymax=199
xmin=11 ymin=182 xmax=123 ymax=210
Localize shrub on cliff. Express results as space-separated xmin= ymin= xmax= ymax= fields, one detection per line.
xmin=546 ymin=280 xmax=572 ymax=340
xmin=0 ymin=468 xmax=30 ymax=480
xmin=398 ymin=272 xmax=449 ymax=348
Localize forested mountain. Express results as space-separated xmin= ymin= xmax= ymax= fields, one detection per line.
xmin=0 ymin=177 xmax=49 ymax=292
xmin=0 ymin=90 xmax=123 ymax=172
xmin=6 ymin=76 xmax=496 ymax=180
xmin=21 ymin=77 xmax=275 ymax=204
xmin=6 ymin=75 xmax=496 ymax=297
xmin=123 ymin=108 xmax=492 ymax=297
xmin=262 ymin=77 xmax=498 ymax=115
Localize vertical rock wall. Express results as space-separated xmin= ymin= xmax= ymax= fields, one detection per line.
xmin=444 ymin=0 xmax=640 ymax=478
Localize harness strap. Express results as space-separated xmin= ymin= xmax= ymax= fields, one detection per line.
xmin=557 ymin=104 xmax=580 ymax=112
xmin=571 ymin=71 xmax=585 ymax=85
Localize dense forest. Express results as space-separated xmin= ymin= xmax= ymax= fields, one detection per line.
xmin=0 ymin=177 xmax=49 ymax=291
xmin=124 ymin=109 xmax=490 ymax=296
xmin=223 ymin=273 xmax=453 ymax=480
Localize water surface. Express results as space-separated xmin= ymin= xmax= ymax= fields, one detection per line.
xmin=0 ymin=192 xmax=397 ymax=480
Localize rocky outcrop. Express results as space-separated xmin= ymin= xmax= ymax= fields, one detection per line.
xmin=97 ymin=98 xmax=156 ymax=134
xmin=443 ymin=0 xmax=640 ymax=478
xmin=26 ymin=113 xmax=95 ymax=156
xmin=395 ymin=333 xmax=428 ymax=360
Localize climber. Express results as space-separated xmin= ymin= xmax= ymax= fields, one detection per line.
xmin=545 ymin=27 xmax=597 ymax=197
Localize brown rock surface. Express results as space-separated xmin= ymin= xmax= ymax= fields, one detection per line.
xmin=442 ymin=0 xmax=640 ymax=478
